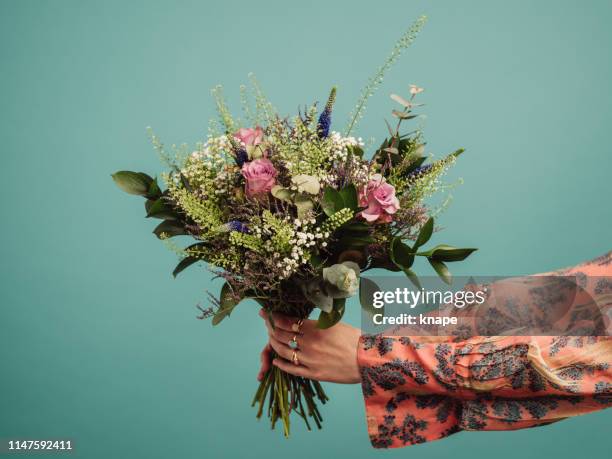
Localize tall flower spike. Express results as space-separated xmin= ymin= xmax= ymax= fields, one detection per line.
xmin=317 ymin=87 xmax=337 ymax=138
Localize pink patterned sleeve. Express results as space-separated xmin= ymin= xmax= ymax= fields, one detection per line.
xmin=358 ymin=252 xmax=612 ymax=449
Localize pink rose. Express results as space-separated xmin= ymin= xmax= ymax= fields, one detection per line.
xmin=358 ymin=174 xmax=400 ymax=223
xmin=241 ymin=158 xmax=277 ymax=197
xmin=234 ymin=127 xmax=264 ymax=146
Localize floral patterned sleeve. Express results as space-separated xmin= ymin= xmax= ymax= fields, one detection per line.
xmin=357 ymin=252 xmax=612 ymax=449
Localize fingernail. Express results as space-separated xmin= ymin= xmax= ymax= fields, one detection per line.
xmin=272 ymin=359 xmax=279 ymax=366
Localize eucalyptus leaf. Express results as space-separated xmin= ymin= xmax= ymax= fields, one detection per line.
xmin=271 ymin=185 xmax=293 ymax=202
xmin=294 ymin=194 xmax=314 ymax=218
xmin=302 ymin=278 xmax=334 ymax=312
xmin=292 ymin=174 xmax=320 ymax=195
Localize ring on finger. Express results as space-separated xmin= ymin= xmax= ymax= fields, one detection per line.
xmin=291 ymin=318 xmax=304 ymax=333
xmin=288 ymin=334 xmax=299 ymax=350
xmin=291 ymin=350 xmax=300 ymax=366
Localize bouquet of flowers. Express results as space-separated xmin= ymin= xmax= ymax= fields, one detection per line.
xmin=112 ymin=16 xmax=476 ymax=436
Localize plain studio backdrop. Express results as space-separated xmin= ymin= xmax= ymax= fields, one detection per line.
xmin=1 ymin=1 xmax=610 ymax=458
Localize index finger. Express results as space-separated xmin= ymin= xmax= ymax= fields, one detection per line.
xmin=258 ymin=309 xmax=310 ymax=333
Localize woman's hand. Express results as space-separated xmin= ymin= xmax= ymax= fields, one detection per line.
xmin=257 ymin=309 xmax=361 ymax=384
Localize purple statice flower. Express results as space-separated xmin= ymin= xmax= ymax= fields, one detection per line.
xmin=227 ymin=220 xmax=249 ymax=233
xmin=317 ymin=87 xmax=337 ymax=139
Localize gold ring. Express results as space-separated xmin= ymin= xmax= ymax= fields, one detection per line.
xmin=291 ymin=350 xmax=299 ymax=366
xmin=291 ymin=319 xmax=304 ymax=333
xmin=288 ymin=334 xmax=298 ymax=350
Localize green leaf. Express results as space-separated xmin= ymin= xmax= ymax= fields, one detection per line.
xmin=433 ymin=247 xmax=477 ymax=262
xmin=429 ymin=259 xmax=451 ymax=285
xmin=212 ymin=282 xmax=242 ymax=326
xmin=417 ymin=244 xmax=478 ymax=262
xmin=390 ymin=237 xmax=415 ymax=269
xmin=172 ymin=242 xmax=208 ymax=277
xmin=112 ymin=171 xmax=153 ymax=196
xmin=338 ymin=249 xmax=366 ymax=267
xmin=339 ymin=185 xmax=358 ymax=210
xmin=321 ymin=187 xmax=344 ymax=216
xmin=339 ymin=235 xmax=374 ymax=247
xmin=343 ymin=222 xmax=370 ymax=233
xmin=145 ymin=199 xmax=155 ymax=214
xmin=294 ymin=194 xmax=314 ymax=218
xmin=414 ymin=217 xmax=434 ymax=248
xmin=402 ymin=268 xmax=422 ymax=289
xmin=450 ymin=148 xmax=465 ymax=158
xmin=153 ymin=220 xmax=187 ymax=239
xmin=172 ymin=256 xmax=199 ymax=278
xmin=146 ymin=198 xmax=177 ymax=220
xmin=346 ymin=145 xmax=364 ymax=158
xmin=316 ymin=298 xmax=346 ymax=329
xmin=271 ymin=185 xmax=293 ymax=202
xmin=309 ymin=254 xmax=324 ymax=269
xmin=147 ymin=178 xmax=162 ymax=199
xmin=291 ymin=174 xmax=320 ymax=195
xmin=405 ymin=156 xmax=427 ymax=175
xmin=359 ymin=277 xmax=382 ymax=317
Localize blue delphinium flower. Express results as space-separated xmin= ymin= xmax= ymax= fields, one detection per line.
xmin=227 ymin=220 xmax=248 ymax=233
xmin=407 ymin=164 xmax=432 ymax=179
xmin=235 ymin=148 xmax=248 ymax=167
xmin=317 ymin=87 xmax=337 ymax=139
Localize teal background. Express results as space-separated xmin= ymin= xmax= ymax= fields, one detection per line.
xmin=1 ymin=0 xmax=610 ymax=458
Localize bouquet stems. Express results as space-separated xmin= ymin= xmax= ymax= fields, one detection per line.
xmin=251 ymin=356 xmax=328 ymax=437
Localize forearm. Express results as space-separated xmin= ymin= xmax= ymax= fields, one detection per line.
xmin=358 ymin=252 xmax=612 ymax=448
xmin=358 ymin=334 xmax=611 ymax=448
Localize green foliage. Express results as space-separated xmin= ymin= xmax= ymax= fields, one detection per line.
xmin=112 ymin=171 xmax=160 ymax=198
xmin=212 ymin=282 xmax=242 ymax=326
xmin=316 ymin=298 xmax=346 ymax=329
xmin=359 ymin=277 xmax=383 ymax=317
xmin=416 ymin=245 xmax=478 ymax=262
xmin=429 ymin=259 xmax=451 ymax=284
xmin=153 ymin=220 xmax=187 ymax=239
xmin=389 ymin=217 xmax=477 ymax=286
xmin=345 ymin=15 xmax=427 ymax=136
